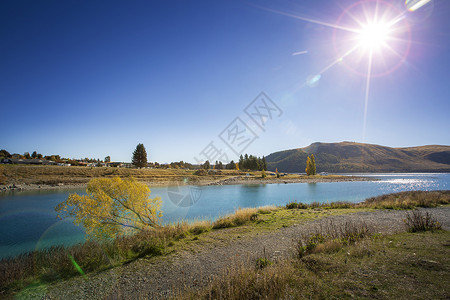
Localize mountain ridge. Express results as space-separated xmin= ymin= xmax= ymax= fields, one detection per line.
xmin=265 ymin=142 xmax=450 ymax=173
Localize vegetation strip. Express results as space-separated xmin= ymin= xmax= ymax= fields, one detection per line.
xmin=0 ymin=190 xmax=449 ymax=298
xmin=178 ymin=226 xmax=449 ymax=299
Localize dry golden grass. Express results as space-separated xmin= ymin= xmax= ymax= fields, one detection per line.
xmin=1 ymin=165 xmax=242 ymax=185
xmin=285 ymin=190 xmax=450 ymax=210
xmin=213 ymin=207 xmax=260 ymax=229
xmin=257 ymin=205 xmax=278 ymax=214
xmin=174 ymin=259 xmax=297 ymax=300
xmin=362 ymin=190 xmax=450 ymax=209
xmin=177 ymin=227 xmax=450 ymax=300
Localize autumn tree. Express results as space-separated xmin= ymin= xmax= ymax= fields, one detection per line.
xmin=311 ymin=154 xmax=316 ymax=175
xmin=132 ymin=143 xmax=148 ymax=168
xmin=305 ymin=154 xmax=316 ymax=175
xmin=55 ymin=177 xmax=162 ymax=239
xmin=31 ymin=151 xmax=38 ymax=159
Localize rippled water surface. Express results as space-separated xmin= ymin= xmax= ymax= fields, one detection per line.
xmin=1 ymin=173 xmax=448 ymax=259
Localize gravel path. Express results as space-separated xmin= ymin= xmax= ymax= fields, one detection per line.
xmin=37 ymin=207 xmax=450 ymax=300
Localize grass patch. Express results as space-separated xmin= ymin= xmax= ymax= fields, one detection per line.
xmin=212 ymin=207 xmax=259 ymax=229
xmin=296 ymin=220 xmax=373 ymax=258
xmin=363 ymin=190 xmax=450 ymax=209
xmin=285 ymin=190 xmax=450 ymax=210
xmin=179 ymin=230 xmax=450 ymax=299
xmin=0 ymin=164 xmax=245 ymax=186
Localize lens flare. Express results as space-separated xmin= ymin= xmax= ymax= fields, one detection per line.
xmin=405 ymin=0 xmax=432 ymax=12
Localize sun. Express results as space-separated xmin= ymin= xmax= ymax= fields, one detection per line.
xmin=331 ymin=0 xmax=411 ymax=78
xmin=357 ymin=22 xmax=390 ymax=51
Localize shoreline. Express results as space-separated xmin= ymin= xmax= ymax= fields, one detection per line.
xmin=0 ymin=175 xmax=376 ymax=193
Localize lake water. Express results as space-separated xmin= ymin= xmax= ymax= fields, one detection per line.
xmin=1 ymin=173 xmax=449 ymax=259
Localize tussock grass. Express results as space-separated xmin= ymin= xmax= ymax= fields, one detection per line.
xmin=175 ymin=260 xmax=297 ymax=300
xmin=213 ymin=207 xmax=259 ymax=229
xmin=256 ymin=205 xmax=278 ymax=214
xmin=285 ymin=190 xmax=450 ymax=210
xmin=362 ymin=190 xmax=450 ymax=209
xmin=296 ymin=220 xmax=373 ymax=258
xmin=404 ymin=211 xmax=442 ymax=232
xmin=188 ymin=220 xmax=212 ymax=235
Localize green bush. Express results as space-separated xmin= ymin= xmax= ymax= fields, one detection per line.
xmin=255 ymin=257 xmax=272 ymax=269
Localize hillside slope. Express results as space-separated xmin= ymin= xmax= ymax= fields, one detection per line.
xmin=266 ymin=142 xmax=450 ymax=173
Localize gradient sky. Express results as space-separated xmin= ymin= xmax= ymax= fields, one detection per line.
xmin=1 ymin=0 xmax=449 ymax=163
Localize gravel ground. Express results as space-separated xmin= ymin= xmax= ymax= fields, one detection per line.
xmin=33 ymin=207 xmax=450 ymax=300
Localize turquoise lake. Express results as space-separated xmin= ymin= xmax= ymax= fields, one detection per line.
xmin=0 ymin=173 xmax=449 ymax=259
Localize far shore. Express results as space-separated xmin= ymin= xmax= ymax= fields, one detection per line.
xmin=0 ymin=174 xmax=376 ymax=193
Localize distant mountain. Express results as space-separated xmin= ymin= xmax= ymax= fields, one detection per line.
xmin=265 ymin=142 xmax=450 ymax=173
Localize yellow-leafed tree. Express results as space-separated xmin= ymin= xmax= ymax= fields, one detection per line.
xmin=305 ymin=156 xmax=311 ymax=175
xmin=55 ymin=177 xmax=162 ymax=239
xmin=305 ymin=154 xmax=316 ymax=175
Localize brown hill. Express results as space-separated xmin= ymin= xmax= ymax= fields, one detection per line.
xmin=266 ymin=142 xmax=450 ymax=173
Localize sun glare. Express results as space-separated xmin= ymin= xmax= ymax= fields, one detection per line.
xmin=358 ymin=22 xmax=390 ymax=50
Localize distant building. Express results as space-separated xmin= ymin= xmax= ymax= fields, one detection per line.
xmin=1 ymin=158 xmax=57 ymax=165
xmin=57 ymin=163 xmax=71 ymax=167
xmin=106 ymin=162 xmax=132 ymax=168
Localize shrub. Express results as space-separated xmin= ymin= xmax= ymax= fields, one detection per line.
xmin=404 ymin=211 xmax=442 ymax=232
xmin=286 ymin=202 xmax=308 ymax=209
xmin=255 ymin=257 xmax=272 ymax=269
xmin=194 ymin=169 xmax=208 ymax=176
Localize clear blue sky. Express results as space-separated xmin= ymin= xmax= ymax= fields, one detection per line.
xmin=1 ymin=0 xmax=449 ymax=163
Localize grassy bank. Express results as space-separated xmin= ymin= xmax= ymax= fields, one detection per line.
xmin=0 ymin=164 xmax=369 ymax=188
xmin=0 ymin=190 xmax=448 ymax=297
xmin=178 ymin=220 xmax=449 ymax=299
xmin=0 ymin=165 xmax=241 ymax=186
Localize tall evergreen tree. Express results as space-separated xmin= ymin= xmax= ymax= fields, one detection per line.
xmin=203 ymin=160 xmax=211 ymax=169
xmin=132 ymin=143 xmax=148 ymax=168
xmin=262 ymin=156 xmax=267 ymax=171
